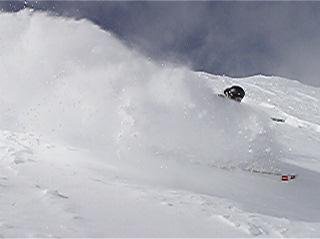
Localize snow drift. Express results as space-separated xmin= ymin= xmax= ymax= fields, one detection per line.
xmin=0 ymin=10 xmax=279 ymax=178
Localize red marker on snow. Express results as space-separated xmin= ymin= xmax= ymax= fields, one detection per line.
xmin=281 ymin=175 xmax=296 ymax=181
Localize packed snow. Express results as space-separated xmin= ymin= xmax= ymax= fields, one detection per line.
xmin=0 ymin=10 xmax=320 ymax=237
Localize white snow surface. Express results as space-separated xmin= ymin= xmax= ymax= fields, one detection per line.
xmin=0 ymin=10 xmax=320 ymax=237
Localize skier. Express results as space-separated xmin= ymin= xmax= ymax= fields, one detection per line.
xmin=219 ymin=85 xmax=246 ymax=102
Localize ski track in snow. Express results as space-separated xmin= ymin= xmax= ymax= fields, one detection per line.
xmin=0 ymin=130 xmax=320 ymax=237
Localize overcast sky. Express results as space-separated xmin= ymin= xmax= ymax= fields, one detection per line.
xmin=1 ymin=1 xmax=320 ymax=87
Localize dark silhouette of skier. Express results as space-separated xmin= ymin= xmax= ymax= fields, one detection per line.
xmin=219 ymin=85 xmax=246 ymax=102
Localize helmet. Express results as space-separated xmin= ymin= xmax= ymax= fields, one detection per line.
xmin=224 ymin=85 xmax=245 ymax=102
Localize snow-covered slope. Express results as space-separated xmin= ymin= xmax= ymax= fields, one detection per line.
xmin=0 ymin=10 xmax=320 ymax=237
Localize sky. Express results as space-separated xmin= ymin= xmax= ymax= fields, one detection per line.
xmin=1 ymin=1 xmax=320 ymax=87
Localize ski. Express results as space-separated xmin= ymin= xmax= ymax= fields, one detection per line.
xmin=245 ymin=169 xmax=297 ymax=182
xmin=271 ymin=117 xmax=286 ymax=123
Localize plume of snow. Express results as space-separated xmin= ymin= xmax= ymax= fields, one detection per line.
xmin=0 ymin=10 xmax=280 ymax=177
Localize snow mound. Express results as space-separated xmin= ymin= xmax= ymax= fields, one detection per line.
xmin=0 ymin=10 xmax=279 ymax=177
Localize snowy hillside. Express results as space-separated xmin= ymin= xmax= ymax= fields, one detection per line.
xmin=0 ymin=10 xmax=320 ymax=237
